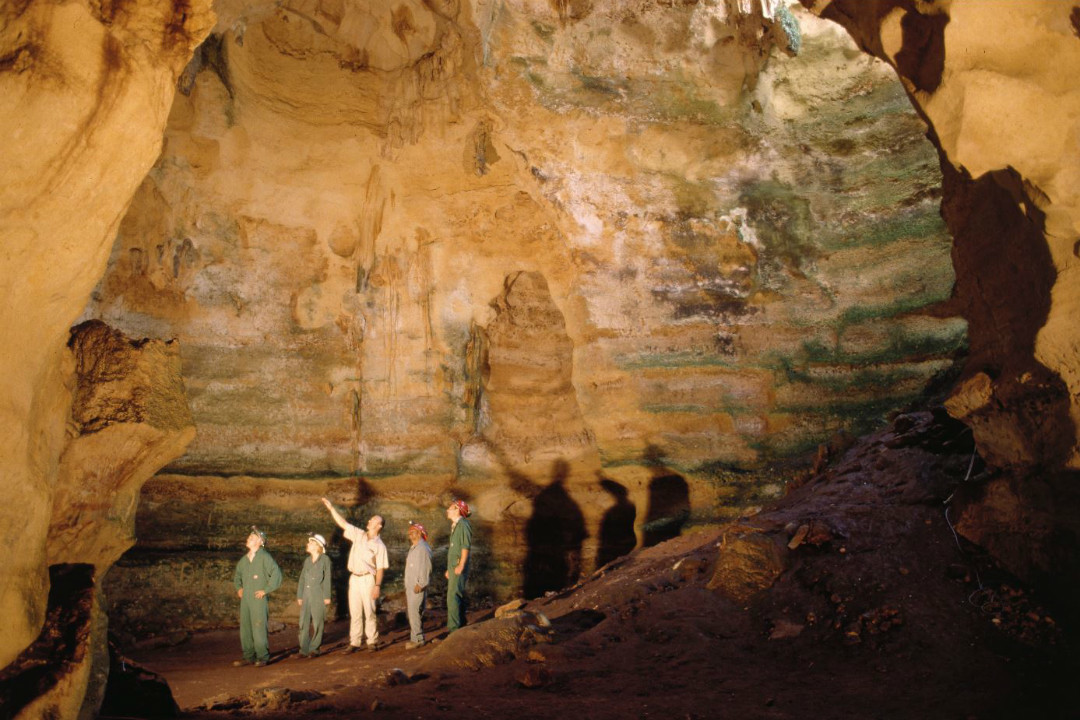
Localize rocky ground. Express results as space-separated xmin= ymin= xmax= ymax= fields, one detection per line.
xmin=111 ymin=411 xmax=1077 ymax=720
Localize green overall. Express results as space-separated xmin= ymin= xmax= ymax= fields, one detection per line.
xmin=447 ymin=517 xmax=472 ymax=633
xmin=297 ymin=553 xmax=332 ymax=655
xmin=233 ymin=548 xmax=282 ymax=663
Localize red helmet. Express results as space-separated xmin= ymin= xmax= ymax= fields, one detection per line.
xmin=453 ymin=499 xmax=471 ymax=517
xmin=409 ymin=522 xmax=428 ymax=541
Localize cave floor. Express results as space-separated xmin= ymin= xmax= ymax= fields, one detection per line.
xmin=120 ymin=413 xmax=1077 ymax=720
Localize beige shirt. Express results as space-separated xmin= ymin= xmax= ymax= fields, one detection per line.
xmin=343 ymin=523 xmax=389 ymax=577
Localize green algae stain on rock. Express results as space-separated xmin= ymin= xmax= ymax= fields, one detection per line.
xmin=737 ymin=179 xmax=816 ymax=287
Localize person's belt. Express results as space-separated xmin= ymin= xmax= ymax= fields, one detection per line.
xmin=351 ymin=571 xmax=371 ymax=577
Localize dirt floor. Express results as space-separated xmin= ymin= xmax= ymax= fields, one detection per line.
xmin=114 ymin=411 xmax=1078 ymax=720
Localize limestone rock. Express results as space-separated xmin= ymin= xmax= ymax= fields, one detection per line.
xmin=495 ymin=598 xmax=529 ymax=618
xmin=7 ymin=321 xmax=196 ymax=719
xmin=49 ymin=321 xmax=196 ymax=570
xmin=6 ymin=5 xmax=1080 ymax=718
xmin=805 ymin=2 xmax=1080 ymax=459
xmin=80 ymin=2 xmax=957 ymax=491
xmin=706 ymin=525 xmax=787 ymax=602
xmin=417 ymin=611 xmax=555 ymax=672
xmin=952 ymin=473 xmax=1080 ymax=593
xmin=0 ymin=0 xmax=213 ymax=671
xmin=800 ymin=0 xmax=1080 ymax=584
xmin=204 ymin=686 xmax=323 ymax=712
xmin=0 ymin=565 xmax=98 ymax=720
xmin=516 ymin=665 xmax=553 ymax=689
xmin=379 ymin=668 xmax=412 ymax=687
xmin=75 ymin=3 xmax=968 ymax=634
xmin=768 ymin=618 xmax=805 ymax=640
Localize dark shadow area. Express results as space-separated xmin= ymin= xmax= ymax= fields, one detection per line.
xmin=101 ymin=641 xmax=180 ymax=718
xmin=0 ymin=563 xmax=95 ymax=719
xmin=550 ymin=608 xmax=607 ymax=637
xmin=596 ymin=473 xmax=637 ymax=568
xmin=523 ymin=460 xmax=587 ymax=599
xmin=952 ymin=465 xmax=1080 ymax=642
xmin=942 ymin=153 xmax=1074 ymax=468
xmin=895 ymin=4 xmax=948 ymax=93
xmin=641 ymin=445 xmax=690 ymax=548
xmin=499 ymin=454 xmax=587 ymax=599
xmin=819 ymin=1 xmax=947 ymax=94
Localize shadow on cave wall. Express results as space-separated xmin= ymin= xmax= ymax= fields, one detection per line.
xmin=938 ymin=162 xmax=1080 ymax=627
xmin=642 ymin=445 xmax=690 ymax=548
xmin=943 ymin=164 xmax=1076 ymax=468
xmin=596 ymin=473 xmax=637 ymax=568
xmin=812 ymin=0 xmax=1080 ymax=640
xmin=497 ymin=452 xmax=587 ymax=599
xmin=494 ymin=444 xmax=692 ymax=597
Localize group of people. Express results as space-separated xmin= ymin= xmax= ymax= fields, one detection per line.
xmin=231 ymin=498 xmax=474 ymax=667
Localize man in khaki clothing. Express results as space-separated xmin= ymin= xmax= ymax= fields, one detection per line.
xmin=321 ymin=497 xmax=389 ymax=651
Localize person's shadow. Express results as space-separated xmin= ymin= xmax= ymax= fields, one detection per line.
xmin=641 ymin=445 xmax=690 ymax=547
xmin=596 ymin=473 xmax=636 ymax=568
xmin=502 ymin=456 xmax=587 ymax=599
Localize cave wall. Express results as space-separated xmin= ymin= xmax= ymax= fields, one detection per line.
xmin=805 ymin=0 xmax=1080 ymax=468
xmin=74 ymin=1 xmax=969 ymax=634
xmin=4 ymin=2 xmax=1080 ymax=716
xmin=86 ymin=1 xmax=958 ymax=480
xmin=0 ymin=0 xmax=212 ymax=675
xmin=801 ymin=0 xmax=1080 ymax=603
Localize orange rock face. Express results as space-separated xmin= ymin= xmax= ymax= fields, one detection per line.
xmin=0 ymin=0 xmax=212 ymax=674
xmin=78 ymin=2 xmax=969 ymax=636
xmin=4 ymin=2 xmax=1080 ymax=714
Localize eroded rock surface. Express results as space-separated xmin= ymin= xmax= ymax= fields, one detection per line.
xmin=0 ymin=0 xmax=212 ymax=675
xmin=81 ymin=2 xmax=965 ymax=631
xmin=0 ymin=322 xmax=196 ymax=720
xmin=5 ymin=5 xmax=1080 ymax=718
xmin=0 ymin=321 xmax=194 ymax=719
xmin=51 ymin=321 xmax=196 ymax=570
xmin=801 ymin=0 xmax=1080 ymax=617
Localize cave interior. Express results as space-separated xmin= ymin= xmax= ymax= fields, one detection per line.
xmin=2 ymin=0 xmax=1080 ymax=718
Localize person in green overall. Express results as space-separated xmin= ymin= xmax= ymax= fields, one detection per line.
xmin=444 ymin=499 xmax=473 ymax=633
xmin=296 ymin=532 xmax=332 ymax=658
xmin=232 ymin=526 xmax=282 ymax=667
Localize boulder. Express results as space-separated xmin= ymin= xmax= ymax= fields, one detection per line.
xmin=707 ymin=525 xmax=788 ymax=603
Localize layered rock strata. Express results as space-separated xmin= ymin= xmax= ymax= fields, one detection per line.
xmin=77 ymin=2 xmax=967 ymax=632
xmin=4 ymin=7 xmax=1080 ymax=719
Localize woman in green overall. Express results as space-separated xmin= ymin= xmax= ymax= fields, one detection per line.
xmin=232 ymin=526 xmax=282 ymax=667
xmin=445 ymin=499 xmax=473 ymax=633
xmin=296 ymin=532 xmax=332 ymax=657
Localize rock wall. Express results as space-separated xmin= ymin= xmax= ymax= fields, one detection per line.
xmin=801 ymin=0 xmax=1080 ymax=610
xmin=0 ymin=0 xmax=212 ymax=677
xmin=0 ymin=323 xmax=195 ymax=720
xmin=80 ymin=1 xmax=967 ymax=634
xmin=5 ymin=4 xmax=1080 ymax=716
